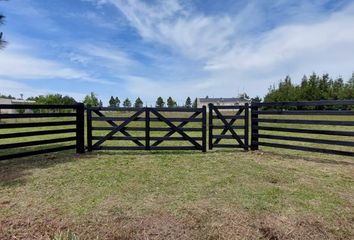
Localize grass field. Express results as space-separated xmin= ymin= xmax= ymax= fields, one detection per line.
xmin=0 ymin=111 xmax=354 ymax=239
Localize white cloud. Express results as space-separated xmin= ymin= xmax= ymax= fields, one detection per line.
xmin=204 ymin=6 xmax=354 ymax=72
xmin=80 ymin=44 xmax=134 ymax=66
xmin=0 ymin=43 xmax=114 ymax=85
xmin=108 ymin=0 xmax=235 ymax=60
xmin=0 ymin=79 xmax=86 ymax=100
xmin=108 ymin=0 xmax=354 ymax=97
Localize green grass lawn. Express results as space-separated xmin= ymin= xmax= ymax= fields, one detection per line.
xmin=0 ymin=112 xmax=353 ymax=239
xmin=0 ymin=149 xmax=353 ymax=239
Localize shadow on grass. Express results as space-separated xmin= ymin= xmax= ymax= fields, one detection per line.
xmin=0 ymin=150 xmax=81 ymax=187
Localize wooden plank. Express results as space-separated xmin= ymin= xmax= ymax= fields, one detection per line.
xmin=87 ymin=108 xmax=93 ymax=152
xmin=213 ymin=135 xmax=245 ymax=139
xmin=244 ymin=103 xmax=249 ymax=150
xmin=255 ymin=126 xmax=354 ymax=136
xmin=252 ymin=100 xmax=354 ymax=107
xmin=76 ymin=103 xmax=85 ymax=154
xmin=213 ymin=144 xmax=246 ymax=149
xmin=256 ymin=134 xmax=354 ymax=147
xmin=255 ymin=118 xmax=354 ymax=126
xmin=0 ymin=137 xmax=76 ymax=150
xmin=0 ymin=128 xmax=76 ymax=139
xmin=152 ymin=108 xmax=202 ymax=112
xmin=212 ymin=105 xmax=245 ymax=109
xmin=213 ymin=108 xmax=244 ymax=145
xmin=254 ymin=110 xmax=354 ymax=115
xmin=150 ymin=146 xmax=198 ymax=150
xmin=145 ymin=108 xmax=150 ymax=150
xmin=202 ymin=106 xmax=207 ymax=152
xmin=0 ymin=145 xmax=76 ymax=161
xmin=88 ymin=107 xmax=202 ymax=112
xmin=251 ymin=105 xmax=259 ymax=150
xmin=92 ymin=136 xmax=203 ymax=141
xmin=0 ymin=113 xmax=76 ymax=118
xmin=91 ymin=117 xmax=202 ymax=122
xmin=208 ymin=104 xmax=213 ymax=150
xmin=0 ymin=104 xmax=78 ymax=109
xmin=212 ymin=115 xmax=245 ymax=120
xmin=96 ymin=146 xmax=145 ymax=151
xmin=0 ymin=121 xmax=76 ymax=129
xmin=257 ymin=142 xmax=354 ymax=157
xmin=212 ymin=125 xmax=244 ymax=130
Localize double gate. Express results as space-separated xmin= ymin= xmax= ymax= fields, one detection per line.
xmin=87 ymin=107 xmax=207 ymax=152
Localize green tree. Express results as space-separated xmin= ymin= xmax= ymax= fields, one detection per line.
xmin=185 ymin=97 xmax=192 ymax=108
xmin=192 ymin=98 xmax=198 ymax=108
xmin=123 ymin=98 xmax=131 ymax=108
xmin=99 ymin=100 xmax=103 ymax=107
xmin=155 ymin=96 xmax=165 ymax=107
xmin=167 ymin=97 xmax=177 ymax=108
xmin=115 ymin=97 xmax=120 ymax=107
xmin=251 ymin=96 xmax=262 ymax=103
xmin=109 ymin=96 xmax=116 ymax=107
xmin=134 ymin=97 xmax=143 ymax=108
xmin=83 ymin=92 xmax=99 ymax=106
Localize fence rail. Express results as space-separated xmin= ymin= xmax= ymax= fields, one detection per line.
xmin=251 ymin=101 xmax=354 ymax=157
xmin=0 ymin=103 xmax=85 ymax=161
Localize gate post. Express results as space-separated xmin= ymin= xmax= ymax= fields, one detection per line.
xmin=202 ymin=106 xmax=207 ymax=152
xmin=251 ymin=104 xmax=259 ymax=150
xmin=208 ymin=104 xmax=213 ymax=150
xmin=145 ymin=108 xmax=151 ymax=150
xmin=76 ymin=103 xmax=85 ymax=154
xmin=86 ymin=105 xmax=92 ymax=152
xmin=244 ymin=103 xmax=249 ymax=151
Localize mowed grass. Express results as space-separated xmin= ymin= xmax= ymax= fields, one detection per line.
xmin=0 ymin=111 xmax=353 ymax=239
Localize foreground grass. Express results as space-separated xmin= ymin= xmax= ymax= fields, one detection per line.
xmin=0 ymin=149 xmax=353 ymax=239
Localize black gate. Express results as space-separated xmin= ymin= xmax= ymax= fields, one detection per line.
xmin=208 ymin=103 xmax=249 ymax=150
xmin=87 ymin=107 xmax=207 ymax=152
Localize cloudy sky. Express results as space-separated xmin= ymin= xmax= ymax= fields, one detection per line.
xmin=1 ymin=0 xmax=354 ymax=105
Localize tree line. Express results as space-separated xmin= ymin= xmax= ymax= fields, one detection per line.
xmin=263 ymin=72 xmax=354 ymax=103
xmin=83 ymin=93 xmax=198 ymax=108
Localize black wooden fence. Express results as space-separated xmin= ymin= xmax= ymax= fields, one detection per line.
xmin=87 ymin=106 xmax=207 ymax=152
xmin=1 ymin=100 xmax=354 ymax=161
xmin=251 ymin=100 xmax=354 ymax=157
xmin=0 ymin=103 xmax=85 ymax=161
xmin=208 ymin=103 xmax=249 ymax=150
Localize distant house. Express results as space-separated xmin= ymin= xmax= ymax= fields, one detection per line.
xmin=197 ymin=93 xmax=251 ymax=109
xmin=0 ymin=98 xmax=36 ymax=114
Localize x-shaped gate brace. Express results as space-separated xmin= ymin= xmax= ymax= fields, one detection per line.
xmin=88 ymin=107 xmax=206 ymax=151
xmin=209 ymin=104 xmax=249 ymax=150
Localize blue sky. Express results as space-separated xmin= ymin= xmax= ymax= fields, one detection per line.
xmin=1 ymin=0 xmax=354 ymax=105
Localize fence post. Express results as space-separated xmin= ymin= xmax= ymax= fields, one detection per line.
xmin=202 ymin=105 xmax=207 ymax=152
xmin=145 ymin=107 xmax=150 ymax=150
xmin=208 ymin=104 xmax=213 ymax=150
xmin=244 ymin=103 xmax=249 ymax=151
xmin=76 ymin=103 xmax=85 ymax=154
xmin=250 ymin=104 xmax=259 ymax=150
xmin=86 ymin=106 xmax=92 ymax=152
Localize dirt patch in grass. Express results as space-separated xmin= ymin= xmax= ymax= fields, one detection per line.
xmin=1 ymin=205 xmax=351 ymax=240
xmin=0 ymin=211 xmax=70 ymax=240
